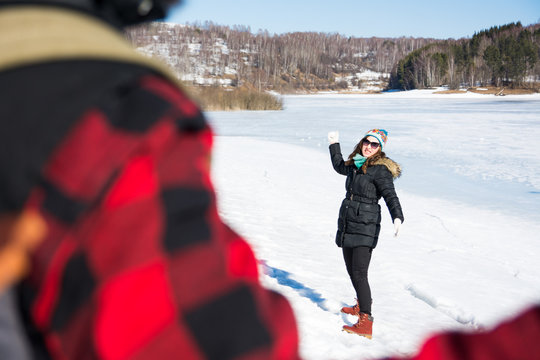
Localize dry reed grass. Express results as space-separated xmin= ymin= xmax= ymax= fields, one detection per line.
xmin=187 ymin=86 xmax=283 ymax=111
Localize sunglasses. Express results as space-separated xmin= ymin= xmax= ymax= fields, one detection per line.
xmin=362 ymin=138 xmax=380 ymax=149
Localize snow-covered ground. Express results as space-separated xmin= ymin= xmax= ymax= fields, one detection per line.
xmin=207 ymin=89 xmax=540 ymax=359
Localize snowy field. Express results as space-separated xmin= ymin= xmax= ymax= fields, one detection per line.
xmin=206 ymin=90 xmax=540 ymax=359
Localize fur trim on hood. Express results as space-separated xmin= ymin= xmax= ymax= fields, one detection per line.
xmin=372 ymin=156 xmax=402 ymax=179
xmin=360 ymin=151 xmax=402 ymax=179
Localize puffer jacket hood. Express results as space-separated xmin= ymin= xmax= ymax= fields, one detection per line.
xmin=370 ymin=156 xmax=402 ymax=179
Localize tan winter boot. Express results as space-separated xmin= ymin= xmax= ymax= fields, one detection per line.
xmin=343 ymin=313 xmax=373 ymax=339
xmin=340 ymin=299 xmax=360 ymax=316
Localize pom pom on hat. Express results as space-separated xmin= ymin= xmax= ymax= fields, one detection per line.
xmin=365 ymin=129 xmax=388 ymax=149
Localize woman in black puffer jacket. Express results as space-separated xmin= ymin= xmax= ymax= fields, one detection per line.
xmin=328 ymin=128 xmax=404 ymax=339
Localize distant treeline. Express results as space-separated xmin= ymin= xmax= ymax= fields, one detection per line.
xmin=126 ymin=22 xmax=437 ymax=92
xmin=389 ymin=22 xmax=540 ymax=90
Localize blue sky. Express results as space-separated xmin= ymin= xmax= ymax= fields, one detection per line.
xmin=166 ymin=0 xmax=540 ymax=39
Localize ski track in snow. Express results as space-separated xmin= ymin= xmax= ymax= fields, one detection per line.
xmin=423 ymin=212 xmax=455 ymax=237
xmin=405 ymin=283 xmax=483 ymax=329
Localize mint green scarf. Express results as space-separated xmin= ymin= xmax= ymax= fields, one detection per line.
xmin=353 ymin=153 xmax=367 ymax=168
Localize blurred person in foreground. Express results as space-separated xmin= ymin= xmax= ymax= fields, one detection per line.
xmin=0 ymin=0 xmax=299 ymax=358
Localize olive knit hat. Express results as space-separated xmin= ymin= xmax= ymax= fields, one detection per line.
xmin=365 ymin=129 xmax=388 ymax=150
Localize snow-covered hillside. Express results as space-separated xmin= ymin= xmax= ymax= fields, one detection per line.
xmin=135 ymin=23 xmax=239 ymax=86
xmin=207 ymin=90 xmax=540 ymax=359
xmin=127 ymin=22 xmax=427 ymax=92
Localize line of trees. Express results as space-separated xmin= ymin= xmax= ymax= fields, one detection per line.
xmin=125 ymin=22 xmax=437 ymax=92
xmin=389 ymin=22 xmax=540 ymax=90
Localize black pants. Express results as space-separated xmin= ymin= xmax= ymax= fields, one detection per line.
xmin=343 ymin=246 xmax=372 ymax=315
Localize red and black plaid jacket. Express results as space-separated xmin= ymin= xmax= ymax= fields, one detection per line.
xmin=0 ymin=8 xmax=299 ymax=359
xmin=388 ymin=306 xmax=540 ymax=360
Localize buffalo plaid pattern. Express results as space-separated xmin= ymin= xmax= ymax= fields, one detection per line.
xmin=386 ymin=306 xmax=540 ymax=360
xmin=18 ymin=75 xmax=299 ymax=360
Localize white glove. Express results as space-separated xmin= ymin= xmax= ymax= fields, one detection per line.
xmin=328 ymin=131 xmax=339 ymax=144
xmin=393 ymin=219 xmax=402 ymax=237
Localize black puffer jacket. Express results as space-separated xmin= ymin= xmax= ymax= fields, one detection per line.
xmin=330 ymin=143 xmax=404 ymax=248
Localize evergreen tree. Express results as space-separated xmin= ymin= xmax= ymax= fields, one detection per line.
xmin=389 ymin=22 xmax=540 ymax=90
xmin=483 ymin=45 xmax=503 ymax=86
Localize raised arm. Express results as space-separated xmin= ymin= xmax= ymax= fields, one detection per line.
xmin=329 ymin=143 xmax=348 ymax=175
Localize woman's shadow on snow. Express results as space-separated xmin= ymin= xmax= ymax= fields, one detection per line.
xmin=260 ymin=261 xmax=357 ymax=325
xmin=260 ymin=261 xmax=328 ymax=311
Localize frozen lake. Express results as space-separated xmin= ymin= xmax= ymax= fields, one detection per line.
xmin=207 ymin=90 xmax=540 ymax=359
xmin=207 ymin=91 xmax=540 ymax=220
